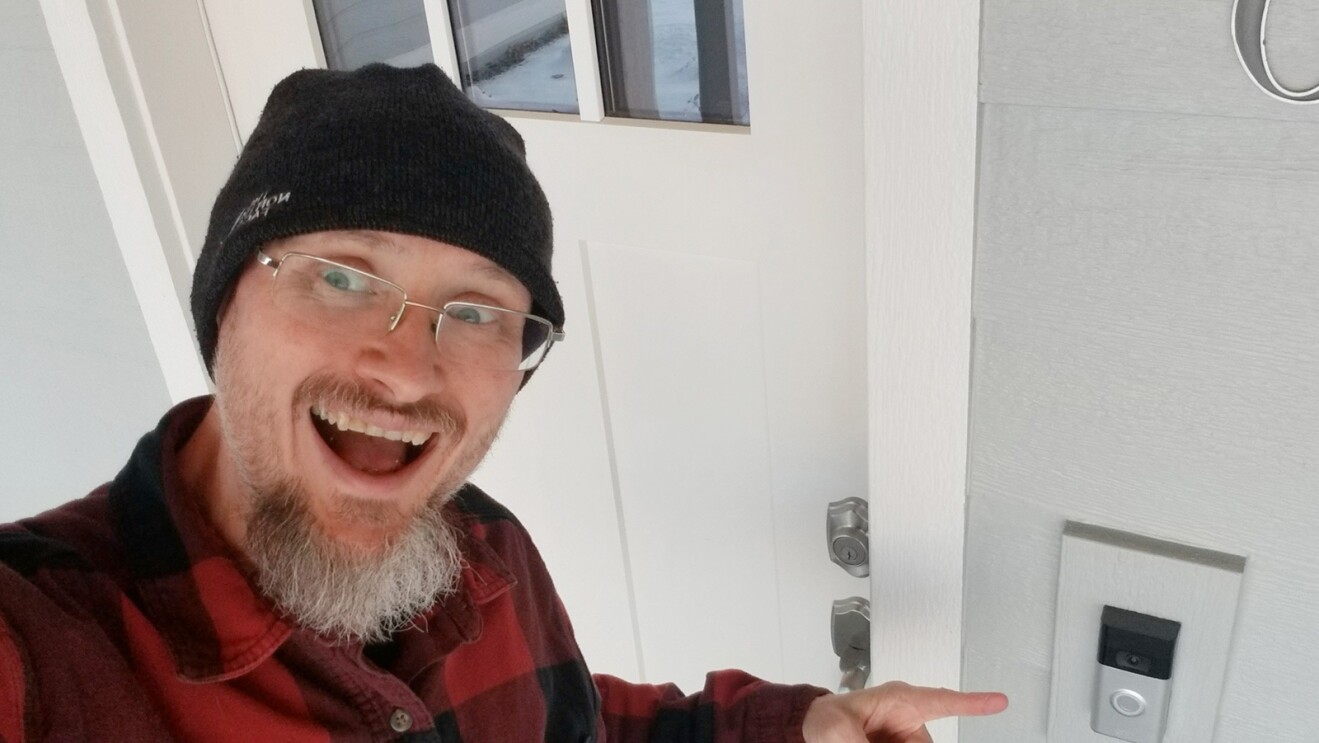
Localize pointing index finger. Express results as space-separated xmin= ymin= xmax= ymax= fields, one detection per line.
xmin=861 ymin=682 xmax=1009 ymax=723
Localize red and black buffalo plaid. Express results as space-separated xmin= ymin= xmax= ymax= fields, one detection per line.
xmin=0 ymin=398 xmax=826 ymax=742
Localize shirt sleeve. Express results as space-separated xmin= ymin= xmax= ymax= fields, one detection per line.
xmin=0 ymin=602 xmax=27 ymax=743
xmin=594 ymin=669 xmax=829 ymax=743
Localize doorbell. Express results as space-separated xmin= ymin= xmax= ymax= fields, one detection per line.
xmin=1091 ymin=605 xmax=1180 ymax=743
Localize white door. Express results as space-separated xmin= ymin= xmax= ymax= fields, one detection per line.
xmin=209 ymin=0 xmax=874 ymax=694
xmin=41 ymin=0 xmax=980 ymax=726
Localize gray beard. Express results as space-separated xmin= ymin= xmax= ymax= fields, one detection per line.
xmin=243 ymin=484 xmax=465 ymax=646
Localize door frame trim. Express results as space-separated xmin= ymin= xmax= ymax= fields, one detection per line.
xmin=38 ymin=0 xmax=210 ymax=403
xmin=862 ymin=0 xmax=980 ymax=731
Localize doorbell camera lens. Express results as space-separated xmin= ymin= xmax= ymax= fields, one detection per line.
xmin=1116 ymin=651 xmax=1151 ymax=673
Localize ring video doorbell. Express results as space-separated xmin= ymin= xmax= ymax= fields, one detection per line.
xmin=1091 ymin=605 xmax=1180 ymax=743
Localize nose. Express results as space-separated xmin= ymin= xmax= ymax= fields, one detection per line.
xmin=353 ymin=302 xmax=445 ymax=403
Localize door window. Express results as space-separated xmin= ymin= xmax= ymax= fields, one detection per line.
xmin=311 ymin=0 xmax=748 ymax=124
xmin=594 ymin=0 xmax=748 ymax=124
xmin=313 ymin=0 xmax=434 ymax=70
xmin=449 ymin=0 xmax=580 ymax=113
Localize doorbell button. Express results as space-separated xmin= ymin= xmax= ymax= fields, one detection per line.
xmin=1110 ymin=689 xmax=1146 ymax=717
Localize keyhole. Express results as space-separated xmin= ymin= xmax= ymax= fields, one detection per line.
xmin=833 ymin=535 xmax=866 ymax=566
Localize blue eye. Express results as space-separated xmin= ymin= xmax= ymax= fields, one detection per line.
xmin=321 ymin=268 xmax=369 ymax=293
xmin=447 ymin=304 xmax=499 ymax=325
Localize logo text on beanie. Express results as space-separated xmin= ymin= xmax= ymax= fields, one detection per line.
xmin=230 ymin=190 xmax=291 ymax=235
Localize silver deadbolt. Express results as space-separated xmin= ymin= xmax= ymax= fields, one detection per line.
xmin=832 ymin=597 xmax=871 ymax=693
xmin=826 ymin=497 xmax=869 ymax=577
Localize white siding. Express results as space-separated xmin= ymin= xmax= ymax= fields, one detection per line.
xmin=964 ymin=2 xmax=1319 ymax=740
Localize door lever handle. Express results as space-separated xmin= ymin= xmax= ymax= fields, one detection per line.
xmin=838 ymin=661 xmax=870 ymax=694
xmin=832 ymin=597 xmax=871 ymax=692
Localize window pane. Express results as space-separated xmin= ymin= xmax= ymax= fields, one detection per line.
xmin=594 ymin=0 xmax=749 ymax=125
xmin=448 ymin=0 xmax=579 ymax=114
xmin=313 ymin=0 xmax=434 ymax=70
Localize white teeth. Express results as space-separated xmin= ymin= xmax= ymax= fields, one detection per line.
xmin=312 ymin=407 xmax=433 ymax=447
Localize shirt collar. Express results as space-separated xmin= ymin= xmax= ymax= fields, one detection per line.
xmin=110 ymin=396 xmax=515 ymax=683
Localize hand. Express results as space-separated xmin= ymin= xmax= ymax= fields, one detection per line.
xmin=801 ymin=681 xmax=1008 ymax=743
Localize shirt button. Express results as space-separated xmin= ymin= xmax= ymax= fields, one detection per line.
xmin=389 ymin=709 xmax=413 ymax=733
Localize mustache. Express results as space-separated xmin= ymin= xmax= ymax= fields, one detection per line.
xmin=293 ymin=373 xmax=462 ymax=434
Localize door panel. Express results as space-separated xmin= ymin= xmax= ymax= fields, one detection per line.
xmin=588 ymin=242 xmax=781 ymax=688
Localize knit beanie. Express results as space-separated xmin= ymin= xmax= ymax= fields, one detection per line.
xmin=191 ymin=63 xmax=562 ymax=374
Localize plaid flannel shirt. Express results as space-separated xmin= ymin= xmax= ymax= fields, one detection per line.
xmin=0 ymin=398 xmax=825 ymax=742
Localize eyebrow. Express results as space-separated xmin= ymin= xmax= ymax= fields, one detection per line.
xmin=336 ymin=230 xmax=526 ymax=292
xmin=335 ymin=230 xmax=397 ymax=252
xmin=472 ymin=262 xmax=524 ymax=291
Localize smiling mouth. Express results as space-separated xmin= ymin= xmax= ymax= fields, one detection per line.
xmin=310 ymin=406 xmax=433 ymax=475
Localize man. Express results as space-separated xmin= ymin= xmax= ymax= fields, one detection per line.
xmin=0 ymin=64 xmax=1005 ymax=741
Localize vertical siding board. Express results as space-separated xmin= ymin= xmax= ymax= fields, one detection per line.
xmin=980 ymin=0 xmax=1319 ymax=124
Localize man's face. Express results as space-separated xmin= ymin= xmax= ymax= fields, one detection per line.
xmin=208 ymin=230 xmax=530 ymax=640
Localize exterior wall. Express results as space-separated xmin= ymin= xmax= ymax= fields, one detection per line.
xmin=963 ymin=2 xmax=1319 ymax=741
xmin=0 ymin=0 xmax=171 ymax=521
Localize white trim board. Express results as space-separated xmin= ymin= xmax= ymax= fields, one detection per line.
xmin=862 ymin=0 xmax=980 ymax=739
xmin=39 ymin=0 xmax=209 ymax=403
xmin=561 ymin=0 xmax=604 ymax=121
xmin=200 ymin=0 xmax=323 ymax=141
xmin=421 ymin=0 xmax=461 ymax=84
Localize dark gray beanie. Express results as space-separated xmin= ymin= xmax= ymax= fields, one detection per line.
xmin=191 ymin=63 xmax=562 ymax=373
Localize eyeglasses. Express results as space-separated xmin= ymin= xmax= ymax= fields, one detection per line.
xmin=256 ymin=250 xmax=564 ymax=372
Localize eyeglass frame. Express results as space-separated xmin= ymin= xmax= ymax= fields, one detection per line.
xmin=254 ymin=249 xmax=565 ymax=370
